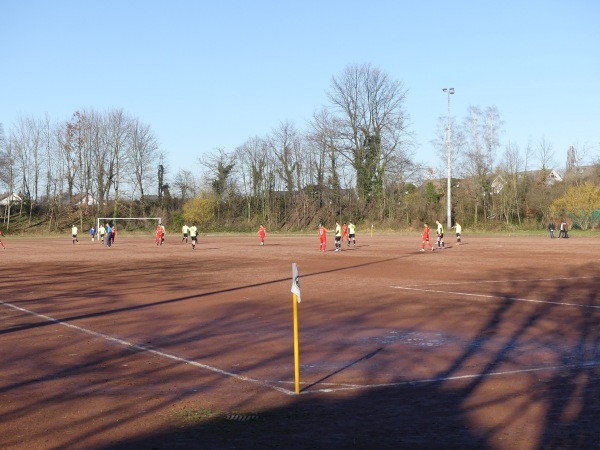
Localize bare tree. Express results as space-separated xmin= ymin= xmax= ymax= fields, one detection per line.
xmin=105 ymin=109 xmax=131 ymax=217
xmin=235 ymin=136 xmax=269 ymax=221
xmin=128 ymin=118 xmax=159 ymax=206
xmin=328 ymin=63 xmax=411 ymax=211
xmin=460 ymin=105 xmax=502 ymax=223
xmin=172 ymin=169 xmax=198 ymax=202
xmin=307 ymin=107 xmax=340 ymax=209
xmin=269 ymin=120 xmax=301 ymax=195
xmin=536 ymin=136 xmax=555 ymax=171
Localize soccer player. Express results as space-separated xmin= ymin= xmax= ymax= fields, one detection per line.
xmin=421 ymin=223 xmax=435 ymax=252
xmin=348 ymin=222 xmax=356 ymax=248
xmin=257 ymin=224 xmax=266 ymax=246
xmin=90 ymin=225 xmax=96 ymax=242
xmin=72 ymin=225 xmax=79 ymax=244
xmin=182 ymin=224 xmax=189 ymax=243
xmin=98 ymin=224 xmax=106 ymax=244
xmin=334 ymin=222 xmax=342 ymax=251
xmin=189 ymin=225 xmax=198 ymax=250
xmin=453 ymin=222 xmax=462 ymax=245
xmin=156 ymin=224 xmax=164 ymax=246
xmin=106 ymin=222 xmax=113 ymax=248
xmin=435 ymin=220 xmax=445 ymax=249
xmin=0 ymin=230 xmax=5 ymax=249
xmin=318 ymin=223 xmax=329 ymax=252
xmin=160 ymin=223 xmax=166 ymax=244
xmin=342 ymin=222 xmax=349 ymax=247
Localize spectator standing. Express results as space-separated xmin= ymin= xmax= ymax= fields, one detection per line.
xmin=548 ymin=221 xmax=556 ymax=238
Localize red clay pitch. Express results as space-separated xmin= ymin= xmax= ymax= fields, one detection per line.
xmin=0 ymin=233 xmax=598 ymax=449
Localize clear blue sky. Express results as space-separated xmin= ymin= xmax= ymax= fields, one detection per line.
xmin=2 ymin=1 xmax=599 ymax=178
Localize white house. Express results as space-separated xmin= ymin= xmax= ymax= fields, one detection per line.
xmin=0 ymin=193 xmax=23 ymax=206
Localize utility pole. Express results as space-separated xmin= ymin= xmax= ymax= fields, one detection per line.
xmin=442 ymin=88 xmax=455 ymax=229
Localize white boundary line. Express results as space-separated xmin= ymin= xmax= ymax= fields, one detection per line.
xmin=291 ymin=360 xmax=600 ymax=394
xmin=3 ymin=296 xmax=599 ymax=396
xmin=0 ymin=300 xmax=295 ymax=396
xmin=402 ymin=275 xmax=600 ymax=288
xmin=391 ymin=286 xmax=600 ymax=309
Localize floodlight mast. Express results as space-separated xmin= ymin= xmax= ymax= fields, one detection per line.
xmin=442 ymin=88 xmax=454 ymax=229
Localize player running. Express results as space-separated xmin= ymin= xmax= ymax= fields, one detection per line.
xmin=318 ymin=223 xmax=329 ymax=252
xmin=0 ymin=230 xmax=5 ymax=249
xmin=421 ymin=223 xmax=435 ymax=252
xmin=182 ymin=224 xmax=189 ymax=243
xmin=189 ymin=225 xmax=198 ymax=250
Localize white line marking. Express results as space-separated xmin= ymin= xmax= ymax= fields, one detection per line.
xmin=403 ymin=275 xmax=600 ymax=287
xmin=4 ymin=300 xmax=598 ymax=396
xmin=391 ymin=286 xmax=600 ymax=309
xmin=0 ymin=301 xmax=296 ymax=395
xmin=301 ymin=360 xmax=600 ymax=393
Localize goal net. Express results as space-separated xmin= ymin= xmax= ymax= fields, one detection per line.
xmin=95 ymin=217 xmax=162 ymax=240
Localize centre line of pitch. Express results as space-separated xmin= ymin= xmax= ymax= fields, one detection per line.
xmin=391 ymin=286 xmax=600 ymax=309
xmin=0 ymin=300 xmax=296 ymax=396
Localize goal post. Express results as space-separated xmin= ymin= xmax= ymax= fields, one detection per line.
xmin=96 ymin=217 xmax=162 ymax=240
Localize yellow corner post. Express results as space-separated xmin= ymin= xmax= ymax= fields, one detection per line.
xmin=293 ymin=293 xmax=300 ymax=394
xmin=291 ymin=263 xmax=301 ymax=394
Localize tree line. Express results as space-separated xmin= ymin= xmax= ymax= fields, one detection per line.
xmin=1 ymin=63 xmax=598 ymax=233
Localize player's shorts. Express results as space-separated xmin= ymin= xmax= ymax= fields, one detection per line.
xmin=183 ymin=233 xmax=188 ymax=237
xmin=437 ymin=233 xmax=444 ymax=239
xmin=191 ymin=236 xmax=197 ymax=242
xmin=335 ymin=236 xmax=341 ymax=242
xmin=349 ymin=233 xmax=355 ymax=239
xmin=456 ymin=233 xmax=461 ymax=239
xmin=72 ymin=234 xmax=77 ymax=238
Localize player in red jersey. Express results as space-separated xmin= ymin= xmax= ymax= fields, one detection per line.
xmin=318 ymin=223 xmax=329 ymax=252
xmin=155 ymin=224 xmax=163 ymax=246
xmin=420 ymin=223 xmax=435 ymax=252
xmin=257 ymin=224 xmax=266 ymax=246
xmin=341 ymin=222 xmax=349 ymax=247
xmin=0 ymin=230 xmax=5 ymax=249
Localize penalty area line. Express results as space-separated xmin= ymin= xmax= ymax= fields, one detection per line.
xmin=0 ymin=300 xmax=296 ymax=396
xmin=391 ymin=286 xmax=600 ymax=309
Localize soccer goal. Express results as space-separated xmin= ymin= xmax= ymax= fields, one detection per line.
xmin=96 ymin=217 xmax=162 ymax=240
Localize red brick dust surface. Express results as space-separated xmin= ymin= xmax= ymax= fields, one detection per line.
xmin=0 ymin=232 xmax=598 ymax=449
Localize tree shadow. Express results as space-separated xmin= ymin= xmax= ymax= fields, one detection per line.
xmin=0 ymin=257 xmax=598 ymax=449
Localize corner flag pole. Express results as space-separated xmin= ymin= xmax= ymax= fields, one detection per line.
xmin=291 ymin=263 xmax=301 ymax=394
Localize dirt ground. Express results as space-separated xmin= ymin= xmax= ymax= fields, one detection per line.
xmin=0 ymin=231 xmax=598 ymax=449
